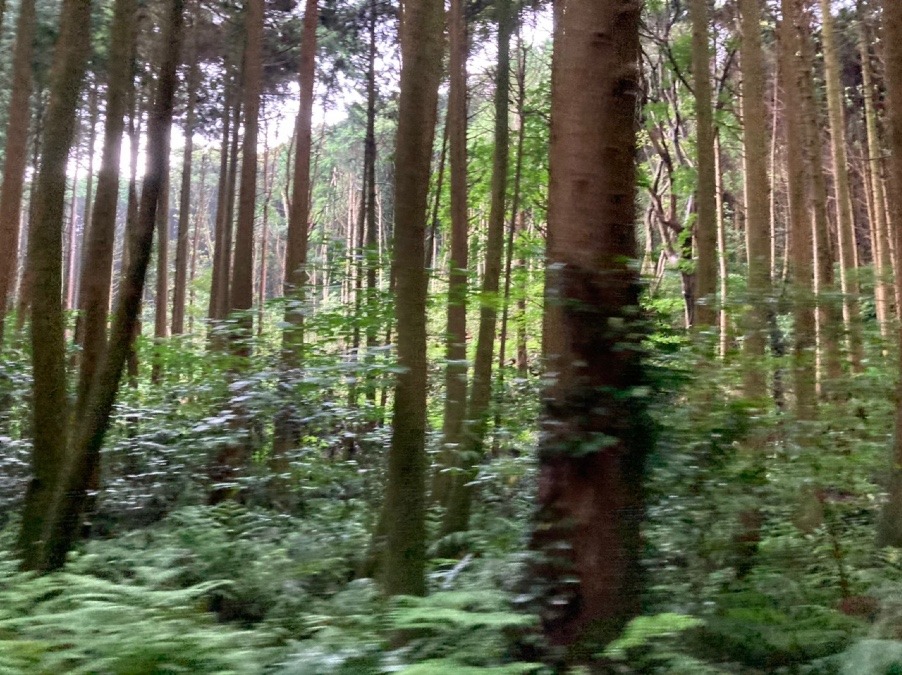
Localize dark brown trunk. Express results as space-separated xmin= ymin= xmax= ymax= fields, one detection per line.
xmin=528 ymin=0 xmax=645 ymax=654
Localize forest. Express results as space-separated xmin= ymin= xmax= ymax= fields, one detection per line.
xmin=3 ymin=0 xmax=902 ymax=671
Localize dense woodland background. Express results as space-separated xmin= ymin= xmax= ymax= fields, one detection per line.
xmin=4 ymin=0 xmax=902 ymax=671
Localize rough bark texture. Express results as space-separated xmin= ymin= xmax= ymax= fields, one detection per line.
xmin=529 ymin=0 xmax=646 ymax=654
xmin=380 ymin=0 xmax=443 ymax=595
xmin=820 ymin=0 xmax=864 ymax=371
xmin=690 ymin=0 xmax=717 ymax=328
xmin=0 ymin=0 xmax=37 ymax=345
xmin=738 ymin=0 xmax=772 ymax=399
xmin=17 ymin=0 xmax=93 ymax=571
xmin=877 ymin=0 xmax=902 ymax=547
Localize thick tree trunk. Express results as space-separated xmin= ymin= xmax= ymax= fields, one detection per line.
xmin=380 ymin=0 xmax=443 ymax=595
xmin=17 ymin=0 xmax=92 ymax=571
xmin=529 ymin=0 xmax=646 ymax=652
xmin=0 ymin=0 xmax=37 ymax=347
xmin=40 ymin=0 xmax=183 ymax=568
xmin=877 ymin=0 xmax=902 ymax=546
xmin=737 ymin=0 xmax=772 ymax=400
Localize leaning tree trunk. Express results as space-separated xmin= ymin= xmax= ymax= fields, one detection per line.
xmin=41 ymin=0 xmax=184 ymax=569
xmin=0 ymin=0 xmax=37 ymax=348
xmin=74 ymin=0 xmax=137 ymax=415
xmin=876 ymin=0 xmax=902 ymax=547
xmin=380 ymin=0 xmax=443 ymax=596
xmin=528 ymin=0 xmax=647 ymax=654
xmin=17 ymin=0 xmax=93 ymax=572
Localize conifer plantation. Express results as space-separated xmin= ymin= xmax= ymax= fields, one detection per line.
xmin=8 ymin=0 xmax=902 ymax=671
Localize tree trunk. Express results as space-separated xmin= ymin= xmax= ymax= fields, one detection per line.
xmin=690 ymin=0 xmax=717 ymax=329
xmin=17 ymin=0 xmax=92 ymax=571
xmin=858 ymin=7 xmax=892 ymax=339
xmin=0 ymin=0 xmax=37 ymax=347
xmin=229 ymin=0 xmax=264 ymax=343
xmin=272 ymin=0 xmax=318 ymax=464
xmin=738 ymin=0 xmax=772 ymax=400
xmin=380 ymin=0 xmax=443 ymax=595
xmin=172 ymin=41 xmax=200 ymax=336
xmin=40 ymin=0 xmax=183 ymax=569
xmin=74 ymin=0 xmax=137 ymax=414
xmin=433 ymin=0 xmax=468 ymax=508
xmin=793 ymin=2 xmax=842 ymax=389
xmin=877 ymin=0 xmax=902 ymax=547
xmin=208 ymin=77 xmax=234 ymax=323
xmin=780 ymin=0 xmax=817 ymax=420
xmin=152 ymin=173 xmax=169 ymax=383
xmin=820 ymin=0 xmax=864 ymax=372
xmin=441 ymin=0 xmax=511 ymax=536
xmin=528 ymin=0 xmax=646 ymax=652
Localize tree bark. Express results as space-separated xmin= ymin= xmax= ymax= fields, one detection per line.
xmin=17 ymin=0 xmax=93 ymax=571
xmin=737 ymin=0 xmax=772 ymax=400
xmin=820 ymin=0 xmax=864 ymax=371
xmin=877 ymin=0 xmax=902 ymax=547
xmin=0 ymin=0 xmax=37 ymax=347
xmin=529 ymin=0 xmax=646 ymax=652
xmin=380 ymin=0 xmax=443 ymax=595
xmin=441 ymin=0 xmax=511 ymax=536
xmin=690 ymin=0 xmax=717 ymax=329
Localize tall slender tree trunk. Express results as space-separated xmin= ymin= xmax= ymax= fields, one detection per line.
xmin=152 ymin=174 xmax=169 ymax=383
xmin=272 ymin=0 xmax=318 ymax=463
xmin=793 ymin=2 xmax=842 ymax=388
xmin=820 ymin=0 xmax=864 ymax=371
xmin=74 ymin=0 xmax=137 ymax=413
xmin=738 ymin=0 xmax=772 ymax=400
xmin=380 ymin=0 xmax=443 ymax=595
xmin=0 ymin=0 xmax=37 ymax=347
xmin=363 ymin=0 xmax=379 ymax=404
xmin=229 ymin=0 xmax=263 ymax=345
xmin=859 ymin=6 xmax=892 ymax=339
xmin=780 ymin=0 xmax=817 ymax=420
xmin=433 ymin=0 xmax=469 ymax=507
xmin=74 ymin=85 xmax=98 ymax=314
xmin=877 ymin=0 xmax=902 ymax=547
xmin=690 ymin=0 xmax=717 ymax=329
xmin=528 ymin=0 xmax=646 ymax=652
xmin=172 ymin=42 xmax=200 ymax=336
xmin=441 ymin=0 xmax=511 ymax=535
xmin=188 ymin=152 xmax=210 ymax=334
xmin=208 ymin=75 xmax=234 ymax=323
xmin=17 ymin=0 xmax=92 ymax=572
